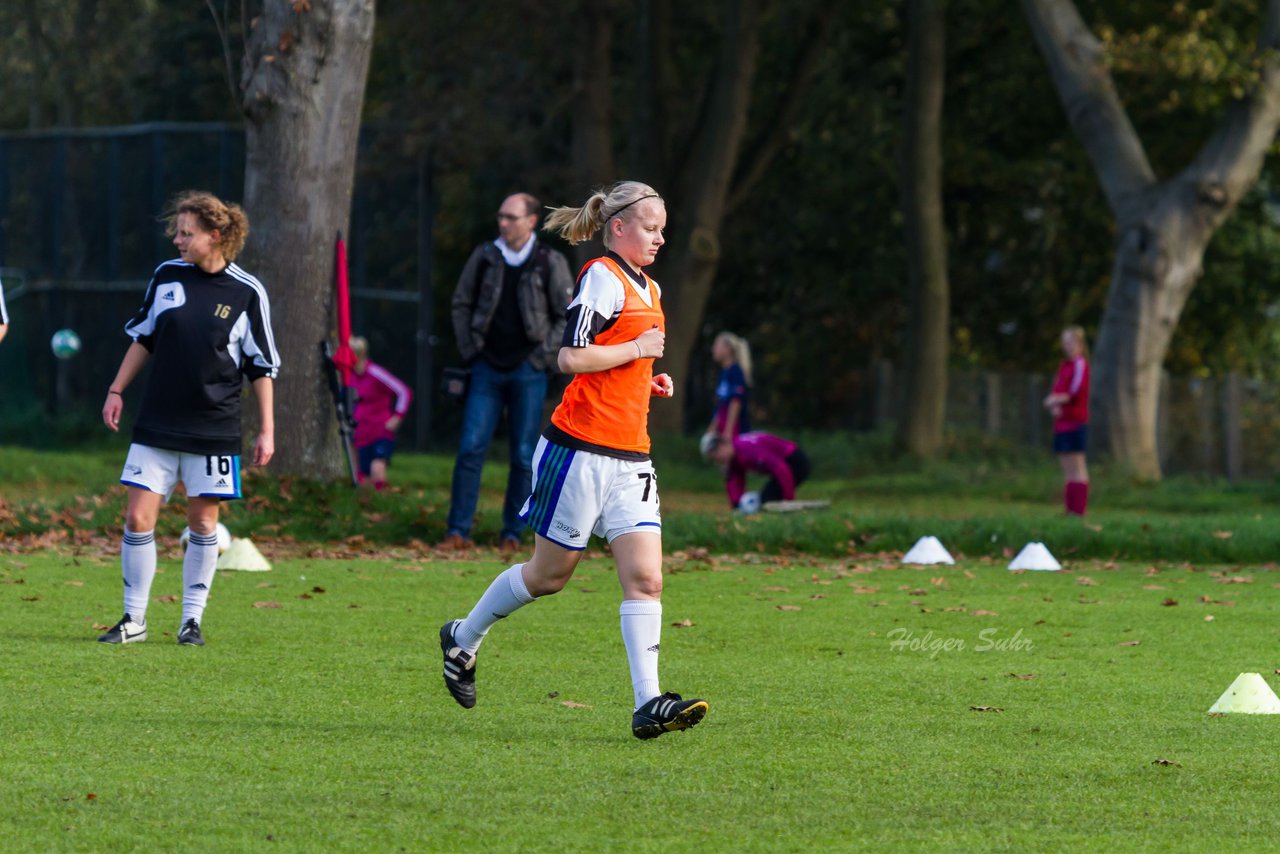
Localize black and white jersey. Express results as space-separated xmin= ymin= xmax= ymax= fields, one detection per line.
xmin=0 ymin=277 xmax=8 ymax=325
xmin=125 ymin=259 xmax=280 ymax=455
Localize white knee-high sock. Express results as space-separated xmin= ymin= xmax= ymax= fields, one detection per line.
xmin=455 ymin=564 xmax=536 ymax=654
xmin=121 ymin=528 xmax=156 ymax=622
xmin=182 ymin=530 xmax=219 ymax=625
xmin=620 ymin=599 xmax=662 ymax=709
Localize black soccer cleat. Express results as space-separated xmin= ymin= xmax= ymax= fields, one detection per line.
xmin=440 ymin=620 xmax=477 ymax=709
xmin=631 ymin=692 xmax=709 ymax=740
xmin=98 ymin=614 xmax=147 ymax=644
xmin=177 ymin=619 xmax=205 ymax=646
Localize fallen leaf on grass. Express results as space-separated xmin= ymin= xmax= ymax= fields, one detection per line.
xmin=561 ymin=701 xmax=591 ymax=709
xmin=21 ymin=596 xmax=39 ymax=602
xmin=311 ymin=586 xmax=326 ymax=594
xmin=776 ymin=605 xmax=801 ymax=612
xmin=762 ymin=586 xmax=790 ymax=593
xmin=1118 ymin=639 xmax=1141 ymax=646
xmin=1076 ymin=576 xmax=1098 ymax=587
xmin=1211 ymin=530 xmax=1233 ymax=539
xmin=671 ymin=618 xmax=694 ymax=628
xmin=91 ymin=623 xmax=111 ymax=631
xmin=944 ymin=606 xmax=967 ymax=613
xmin=1215 ymin=576 xmax=1252 ymax=584
xmin=1161 ymin=598 xmax=1178 ymax=607
xmin=1152 ymin=758 xmax=1182 ymax=767
xmin=1204 ymin=615 xmax=1215 ymax=622
xmin=64 ymin=580 xmax=84 ymax=587
xmin=1142 ymin=585 xmax=1166 ymax=590
xmin=970 ymin=706 xmax=1003 ymax=712
xmin=971 ymin=609 xmax=998 ymax=617
xmin=256 ymin=582 xmax=273 ymax=588
xmin=1007 ymin=673 xmax=1038 ymax=680
xmin=851 ymin=586 xmax=879 ymax=594
xmin=86 ymin=793 xmax=97 ymax=800
xmin=154 ymin=595 xmax=178 ymax=604
xmin=1084 ymin=522 xmax=1102 ymax=532
xmin=253 ymin=601 xmax=282 ymax=609
xmin=868 ymin=602 xmax=889 ymax=607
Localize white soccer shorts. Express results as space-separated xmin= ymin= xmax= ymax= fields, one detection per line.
xmin=519 ymin=437 xmax=661 ymax=550
xmin=120 ymin=443 xmax=243 ymax=500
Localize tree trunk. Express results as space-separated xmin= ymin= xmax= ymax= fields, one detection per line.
xmin=1092 ymin=190 xmax=1215 ymax=479
xmin=240 ymin=0 xmax=375 ymax=478
xmin=895 ymin=0 xmax=949 ymax=457
xmin=569 ymin=1 xmax=617 ymax=270
xmin=1023 ymin=0 xmax=1280 ymax=479
xmin=649 ymin=0 xmax=762 ymax=433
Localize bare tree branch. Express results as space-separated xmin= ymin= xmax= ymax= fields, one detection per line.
xmin=206 ymin=0 xmax=243 ymax=113
xmin=1019 ymin=0 xmax=1155 ymax=222
xmin=725 ymin=0 xmax=841 ymax=214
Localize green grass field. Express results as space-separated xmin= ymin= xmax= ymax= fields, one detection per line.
xmin=4 ymin=546 xmax=1279 ymax=851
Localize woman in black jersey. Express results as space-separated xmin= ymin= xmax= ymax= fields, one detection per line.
xmin=98 ymin=191 xmax=280 ymax=647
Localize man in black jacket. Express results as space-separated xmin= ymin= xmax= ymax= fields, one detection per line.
xmin=444 ymin=193 xmax=573 ymax=552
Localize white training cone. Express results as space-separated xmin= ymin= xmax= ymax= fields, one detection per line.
xmin=901 ymin=536 xmax=955 ymax=565
xmin=1008 ymin=542 xmax=1061 ymax=571
xmin=216 ymin=537 xmax=272 ymax=572
xmin=1208 ymin=672 xmax=1280 ymax=715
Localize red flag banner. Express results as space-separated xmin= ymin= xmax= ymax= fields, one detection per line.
xmin=333 ymin=232 xmax=356 ymax=383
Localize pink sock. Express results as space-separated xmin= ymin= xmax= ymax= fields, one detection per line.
xmin=374 ymin=480 xmax=386 ymax=491
xmin=1065 ymin=481 xmax=1088 ymax=515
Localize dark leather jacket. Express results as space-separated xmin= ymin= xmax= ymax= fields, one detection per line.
xmin=450 ymin=240 xmax=573 ymax=371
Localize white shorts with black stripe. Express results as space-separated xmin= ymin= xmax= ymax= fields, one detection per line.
xmin=519 ymin=436 xmax=661 ymax=550
xmin=120 ymin=443 xmax=243 ymax=500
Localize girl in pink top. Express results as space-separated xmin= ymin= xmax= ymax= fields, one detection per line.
xmin=703 ymin=431 xmax=811 ymax=510
xmin=348 ymin=336 xmax=413 ymax=490
xmin=1042 ymin=325 xmax=1089 ymax=515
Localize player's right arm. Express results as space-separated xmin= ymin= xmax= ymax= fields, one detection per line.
xmin=102 ymin=342 xmax=151 ymax=432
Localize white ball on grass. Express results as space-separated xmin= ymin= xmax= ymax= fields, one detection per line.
xmin=180 ymin=522 xmax=232 ymax=554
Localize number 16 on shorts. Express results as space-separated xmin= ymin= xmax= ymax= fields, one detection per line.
xmin=120 ymin=443 xmax=242 ymax=499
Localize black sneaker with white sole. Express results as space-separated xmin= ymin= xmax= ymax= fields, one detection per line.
xmin=177 ymin=619 xmax=205 ymax=646
xmin=440 ymin=620 xmax=477 ymax=708
xmin=632 ymin=692 xmax=709 ymax=740
xmin=98 ymin=614 xmax=147 ymax=644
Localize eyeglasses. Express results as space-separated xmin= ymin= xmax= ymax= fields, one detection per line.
xmin=496 ymin=212 xmax=529 ymax=222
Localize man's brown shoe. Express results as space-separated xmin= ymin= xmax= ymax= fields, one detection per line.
xmin=440 ymin=532 xmax=472 ymax=551
xmin=498 ymin=536 xmax=521 ymax=556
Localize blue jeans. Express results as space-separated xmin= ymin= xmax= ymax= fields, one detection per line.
xmin=447 ymin=359 xmax=548 ymax=540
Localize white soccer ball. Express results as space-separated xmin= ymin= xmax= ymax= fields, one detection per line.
xmin=51 ymin=328 xmax=82 ymax=359
xmin=737 ymin=491 xmax=761 ymax=515
xmin=180 ymin=522 xmax=232 ymax=555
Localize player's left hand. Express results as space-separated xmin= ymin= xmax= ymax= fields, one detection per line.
xmin=253 ymin=432 xmax=275 ymax=466
xmin=386 ymin=415 xmax=402 ymax=432
xmin=651 ymin=373 xmax=674 ymax=398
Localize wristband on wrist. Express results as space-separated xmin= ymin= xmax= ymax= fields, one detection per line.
xmin=107 ymin=389 xmax=123 ymax=396
xmin=634 ymin=341 xmax=643 ymax=359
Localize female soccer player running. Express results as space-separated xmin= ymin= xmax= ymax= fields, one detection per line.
xmin=99 ymin=191 xmax=279 ymax=646
xmin=440 ymin=181 xmax=708 ymax=739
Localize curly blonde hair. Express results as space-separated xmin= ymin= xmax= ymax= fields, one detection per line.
xmin=164 ymin=191 xmax=250 ymax=261
xmin=543 ymin=181 xmax=662 ymax=247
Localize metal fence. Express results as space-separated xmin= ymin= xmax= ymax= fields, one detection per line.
xmin=0 ymin=122 xmax=450 ymax=446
